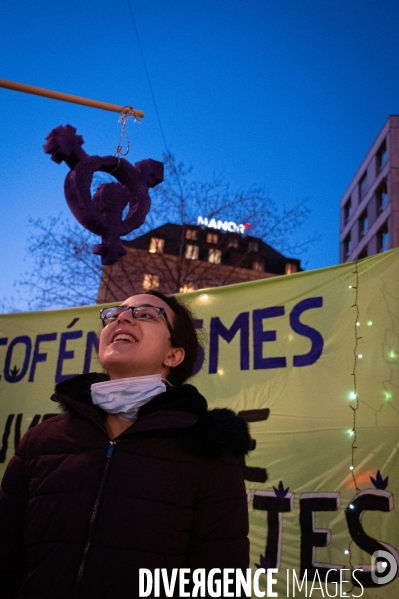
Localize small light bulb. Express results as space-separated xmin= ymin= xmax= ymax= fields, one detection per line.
xmin=357 ymin=354 xmax=363 ymax=359
xmin=349 ymin=466 xmax=354 ymax=470
xmin=349 ymin=504 xmax=355 ymax=509
xmin=349 ymin=285 xmax=352 ymax=289
xmin=389 ymin=350 xmax=397 ymax=359
xmin=349 ymin=392 xmax=357 ymax=400
xmin=344 ymin=550 xmax=350 ymax=555
xmin=367 ymin=320 xmax=373 ymax=326
xmin=356 ymin=321 xmax=360 ymax=326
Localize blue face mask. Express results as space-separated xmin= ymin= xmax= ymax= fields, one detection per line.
xmin=91 ymin=374 xmax=167 ymax=421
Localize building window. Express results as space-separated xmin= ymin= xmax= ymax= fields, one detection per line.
xmin=343 ymin=234 xmax=352 ymax=259
xmin=376 ymin=140 xmax=388 ymax=171
xmin=185 ymin=229 xmax=197 ymax=240
xmin=378 ymin=223 xmax=389 ymax=252
xmin=359 ymin=172 xmax=368 ymax=200
xmin=359 ymin=210 xmax=369 ymax=238
xmin=148 ymin=237 xmax=164 ymax=254
xmin=343 ymin=197 xmax=352 ymax=223
xmin=248 ymin=241 xmax=259 ymax=252
xmin=377 ymin=180 xmax=388 ymax=212
xmin=143 ymin=273 xmax=160 ymax=289
xmin=185 ymin=244 xmax=199 ymax=260
xmin=208 ymin=248 xmax=222 ymax=264
xmin=228 ymin=237 xmax=239 ymax=248
xmin=252 ymin=260 xmax=264 ymax=272
xmin=285 ymin=262 xmax=298 ymax=275
xmin=179 ymin=282 xmax=195 ymax=293
xmin=207 ymin=233 xmax=218 ymax=244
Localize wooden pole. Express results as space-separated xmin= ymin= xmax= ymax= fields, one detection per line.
xmin=0 ymin=78 xmax=144 ymax=118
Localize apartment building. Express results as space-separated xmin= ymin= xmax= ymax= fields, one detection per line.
xmin=97 ymin=222 xmax=301 ymax=303
xmin=339 ymin=115 xmax=399 ymax=262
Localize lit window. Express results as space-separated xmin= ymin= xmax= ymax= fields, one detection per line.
xmin=285 ymin=262 xmax=297 ymax=275
xmin=148 ymin=238 xmax=164 ymax=254
xmin=179 ymin=282 xmax=195 ymax=293
xmin=208 ymin=248 xmax=222 ymax=264
xmin=248 ymin=241 xmax=259 ymax=252
xmin=228 ymin=238 xmax=239 ymax=248
xmin=344 ymin=235 xmax=352 ymax=259
xmin=359 ymin=210 xmax=369 ymax=238
xmin=377 ymin=180 xmax=388 ymax=211
xmin=343 ymin=198 xmax=352 ymax=223
xmin=252 ymin=261 xmax=264 ymax=272
xmin=185 ymin=229 xmax=197 ymax=240
xmin=376 ymin=140 xmax=388 ymax=171
xmin=185 ymin=244 xmax=199 ymax=260
xmin=359 ymin=172 xmax=368 ymax=200
xmin=378 ymin=223 xmax=389 ymax=252
xmin=143 ymin=274 xmax=160 ymax=289
xmin=207 ymin=233 xmax=218 ymax=244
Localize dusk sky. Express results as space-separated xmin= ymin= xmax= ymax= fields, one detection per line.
xmin=1 ymin=0 xmax=399 ymax=311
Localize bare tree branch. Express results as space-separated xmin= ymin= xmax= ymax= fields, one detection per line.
xmin=1 ymin=152 xmax=314 ymax=312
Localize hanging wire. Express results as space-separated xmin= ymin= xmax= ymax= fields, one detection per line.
xmin=125 ymin=1 xmax=185 ymax=196
xmin=349 ymin=261 xmax=362 ymax=495
xmin=126 ymin=1 xmax=170 ymax=154
xmin=346 ymin=260 xmax=362 ymax=592
xmin=125 ymin=0 xmax=190 ymax=257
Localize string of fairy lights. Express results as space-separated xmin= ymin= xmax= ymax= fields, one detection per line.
xmin=348 ymin=261 xmax=362 ymax=497
xmin=344 ymin=260 xmax=366 ymax=591
xmin=342 ymin=257 xmax=397 ymax=593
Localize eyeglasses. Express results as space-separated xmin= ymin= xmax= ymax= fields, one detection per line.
xmin=99 ymin=305 xmax=174 ymax=337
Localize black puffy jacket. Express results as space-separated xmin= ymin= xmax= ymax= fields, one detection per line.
xmin=0 ymin=374 xmax=251 ymax=599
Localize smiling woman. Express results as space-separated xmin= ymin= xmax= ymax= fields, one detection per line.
xmin=0 ymin=291 xmax=251 ymax=599
xmin=99 ymin=293 xmax=185 ymax=382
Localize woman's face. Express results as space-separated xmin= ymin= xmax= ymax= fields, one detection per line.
xmin=99 ymin=294 xmax=184 ymax=380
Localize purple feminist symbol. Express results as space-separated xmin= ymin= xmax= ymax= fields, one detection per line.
xmin=43 ymin=124 xmax=163 ymax=265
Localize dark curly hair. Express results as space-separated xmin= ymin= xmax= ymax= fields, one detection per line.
xmin=145 ymin=290 xmax=199 ymax=386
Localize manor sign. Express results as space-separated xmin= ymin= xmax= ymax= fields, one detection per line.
xmin=197 ymin=216 xmax=249 ymax=235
